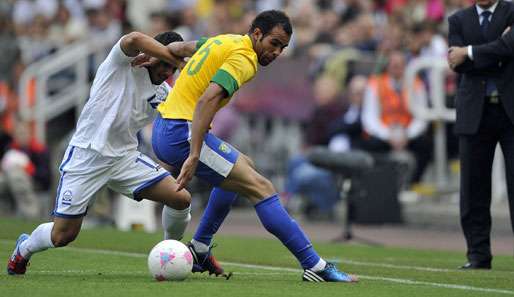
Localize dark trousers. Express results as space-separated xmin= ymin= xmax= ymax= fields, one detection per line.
xmin=459 ymin=101 xmax=514 ymax=264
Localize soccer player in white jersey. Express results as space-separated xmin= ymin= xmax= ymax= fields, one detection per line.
xmin=7 ymin=31 xmax=193 ymax=275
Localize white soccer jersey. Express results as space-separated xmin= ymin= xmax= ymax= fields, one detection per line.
xmin=70 ymin=38 xmax=170 ymax=157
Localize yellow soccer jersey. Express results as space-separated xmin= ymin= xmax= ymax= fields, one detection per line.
xmin=158 ymin=34 xmax=258 ymax=120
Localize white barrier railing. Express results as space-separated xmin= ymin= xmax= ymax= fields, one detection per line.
xmin=404 ymin=57 xmax=455 ymax=191
xmin=405 ymin=57 xmax=506 ymax=202
xmin=18 ymin=36 xmax=114 ymax=143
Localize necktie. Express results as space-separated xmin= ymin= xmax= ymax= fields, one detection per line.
xmin=481 ymin=11 xmax=491 ymax=35
xmin=480 ymin=10 xmax=497 ymax=96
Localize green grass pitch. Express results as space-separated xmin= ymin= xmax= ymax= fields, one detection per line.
xmin=1 ymin=218 xmax=513 ymax=297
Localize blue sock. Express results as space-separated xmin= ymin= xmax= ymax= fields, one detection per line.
xmin=193 ymin=188 xmax=237 ymax=246
xmin=255 ymin=194 xmax=321 ymax=269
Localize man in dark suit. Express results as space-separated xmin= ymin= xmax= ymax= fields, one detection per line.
xmin=447 ymin=0 xmax=514 ymax=270
xmin=449 ymin=22 xmax=514 ymax=266
xmin=448 ymin=0 xmax=514 ymax=269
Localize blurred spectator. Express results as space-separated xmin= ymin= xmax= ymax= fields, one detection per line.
xmin=403 ymin=0 xmax=445 ymax=25
xmin=340 ymin=0 xmax=369 ymax=24
xmin=0 ymin=81 xmax=18 ymax=136
xmin=0 ymin=11 xmax=23 ymax=136
xmin=285 ymin=76 xmax=345 ymax=220
xmin=313 ymin=7 xmax=341 ymax=45
xmin=426 ymin=0 xmax=445 ymax=22
xmin=361 ymin=51 xmax=432 ymax=185
xmin=328 ymin=75 xmax=368 ymax=152
xmin=147 ymin=11 xmax=172 ymax=37
xmin=13 ymin=0 xmax=58 ymax=35
xmin=48 ymin=2 xmax=88 ymax=46
xmin=0 ymin=121 xmax=46 ymax=219
xmin=167 ymin=8 xmax=198 ymax=41
xmin=63 ymin=0 xmax=87 ymax=20
xmin=288 ymin=1 xmax=318 ymax=55
xmin=85 ymin=1 xmax=121 ymax=43
xmin=304 ymin=76 xmax=346 ymax=146
xmin=18 ymin=14 xmax=56 ymax=65
xmin=0 ymin=12 xmax=23 ymax=87
xmin=409 ymin=21 xmax=447 ymax=59
xmin=126 ymin=0 xmax=166 ymax=31
xmin=285 ymin=153 xmax=340 ymax=221
xmin=10 ymin=121 xmax=51 ymax=192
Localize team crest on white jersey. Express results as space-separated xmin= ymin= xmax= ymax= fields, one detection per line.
xmin=62 ymin=190 xmax=73 ymax=205
xmin=147 ymin=84 xmax=170 ymax=109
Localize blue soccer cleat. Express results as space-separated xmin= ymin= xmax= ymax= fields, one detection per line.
xmin=7 ymin=233 xmax=30 ymax=275
xmin=187 ymin=242 xmax=232 ymax=280
xmin=302 ymin=262 xmax=358 ymax=282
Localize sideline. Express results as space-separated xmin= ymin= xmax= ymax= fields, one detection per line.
xmin=2 ymin=240 xmax=512 ymax=295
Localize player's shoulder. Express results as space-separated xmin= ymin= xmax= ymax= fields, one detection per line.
xmin=213 ymin=34 xmax=251 ymax=49
xmin=103 ymin=37 xmax=132 ymax=67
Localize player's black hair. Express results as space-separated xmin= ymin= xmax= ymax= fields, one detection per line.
xmin=248 ymin=10 xmax=292 ymax=37
xmin=154 ymin=31 xmax=183 ymax=46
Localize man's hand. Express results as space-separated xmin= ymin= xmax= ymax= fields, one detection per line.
xmin=448 ymin=46 xmax=468 ymax=69
xmin=176 ymin=155 xmax=199 ymax=191
xmin=131 ymin=53 xmax=152 ymax=67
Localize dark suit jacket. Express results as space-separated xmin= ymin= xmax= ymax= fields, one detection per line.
xmin=473 ymin=23 xmax=514 ymax=126
xmin=448 ymin=1 xmax=514 ymax=134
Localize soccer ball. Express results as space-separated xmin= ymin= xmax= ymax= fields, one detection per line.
xmin=147 ymin=240 xmax=193 ymax=281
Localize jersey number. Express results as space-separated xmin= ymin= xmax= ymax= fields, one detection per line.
xmin=187 ymin=39 xmax=222 ymax=75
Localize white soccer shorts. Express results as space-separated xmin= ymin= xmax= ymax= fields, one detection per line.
xmin=52 ymin=146 xmax=170 ymax=218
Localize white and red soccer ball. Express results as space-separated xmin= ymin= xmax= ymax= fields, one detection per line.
xmin=147 ymin=240 xmax=193 ymax=281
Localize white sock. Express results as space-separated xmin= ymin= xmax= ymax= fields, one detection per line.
xmin=191 ymin=239 xmax=209 ymax=253
xmin=310 ymin=258 xmax=327 ymax=272
xmin=19 ymin=222 xmax=55 ymax=259
xmin=162 ymin=205 xmax=191 ymax=240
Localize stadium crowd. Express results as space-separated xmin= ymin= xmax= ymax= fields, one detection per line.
xmin=0 ymin=0 xmax=469 ymax=220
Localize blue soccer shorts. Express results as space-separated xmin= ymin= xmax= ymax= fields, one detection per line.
xmin=152 ymin=115 xmax=240 ymax=186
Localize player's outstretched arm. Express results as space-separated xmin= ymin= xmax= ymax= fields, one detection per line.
xmin=167 ymin=41 xmax=198 ymax=58
xmin=176 ymin=83 xmax=226 ymax=191
xmin=120 ymin=31 xmax=184 ymax=68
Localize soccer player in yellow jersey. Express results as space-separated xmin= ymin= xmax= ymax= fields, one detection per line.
xmin=153 ymin=10 xmax=357 ymax=282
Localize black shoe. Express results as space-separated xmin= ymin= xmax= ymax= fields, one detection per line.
xmin=186 ymin=242 xmax=232 ymax=279
xmin=459 ymin=261 xmax=491 ymax=270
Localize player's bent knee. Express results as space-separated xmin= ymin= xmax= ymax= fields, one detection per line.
xmin=170 ymin=190 xmax=191 ymax=210
xmin=160 ymin=189 xmax=191 ymax=210
xmin=141 ymin=176 xmax=191 ymax=209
